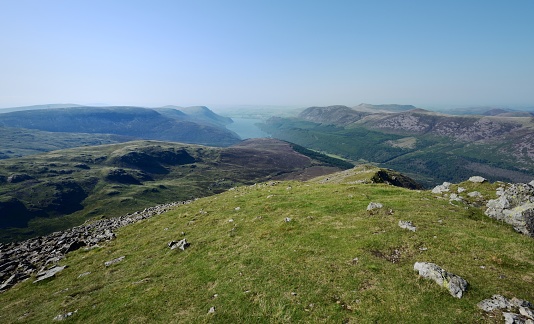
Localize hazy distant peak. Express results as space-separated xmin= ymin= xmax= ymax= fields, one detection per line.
xmin=354 ymin=103 xmax=418 ymax=113
xmin=0 ymin=103 xmax=85 ymax=114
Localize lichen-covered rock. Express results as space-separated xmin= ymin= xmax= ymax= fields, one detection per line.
xmin=413 ymin=262 xmax=468 ymax=298
xmin=485 ymin=183 xmax=534 ymax=237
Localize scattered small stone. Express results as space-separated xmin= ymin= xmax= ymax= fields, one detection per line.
xmin=291 ymin=292 xmax=297 ymax=296
xmin=168 ymin=239 xmax=190 ymax=251
xmin=208 ymin=306 xmax=215 ymax=314
xmin=351 ymin=257 xmax=359 ymax=264
xmin=467 ymin=191 xmax=483 ymax=198
xmin=469 ymin=176 xmax=486 ymax=183
xmin=104 ymin=256 xmax=125 ymax=267
xmin=449 ymin=193 xmax=463 ymax=202
xmin=419 ymin=247 xmax=428 ymax=251
xmin=285 ymin=217 xmax=292 ymax=222
xmin=457 ymin=187 xmax=466 ymax=193
xmin=53 ymin=310 xmax=77 ymax=321
xmin=228 ymin=219 xmax=234 ymax=223
xmin=0 ymin=200 xmax=193 ymax=293
xmin=78 ymin=271 xmax=91 ymax=278
xmin=234 ymin=207 xmax=241 ymax=211
xmin=414 ymin=262 xmax=468 ymax=298
xmin=398 ymin=220 xmax=417 ymax=232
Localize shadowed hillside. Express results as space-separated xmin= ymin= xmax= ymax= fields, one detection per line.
xmin=0 ymin=139 xmax=354 ymax=242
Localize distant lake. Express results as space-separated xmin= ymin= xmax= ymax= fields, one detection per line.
xmin=226 ymin=118 xmax=270 ymax=140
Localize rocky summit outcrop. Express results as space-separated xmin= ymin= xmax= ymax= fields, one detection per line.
xmin=485 ymin=181 xmax=534 ymax=237
xmin=0 ymin=200 xmax=192 ymax=292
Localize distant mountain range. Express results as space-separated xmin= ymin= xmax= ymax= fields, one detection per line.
xmin=261 ymin=104 xmax=534 ymax=186
xmin=0 ymin=106 xmax=241 ymax=155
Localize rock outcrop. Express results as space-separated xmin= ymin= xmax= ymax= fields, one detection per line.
xmin=485 ymin=182 xmax=534 ymax=237
xmin=0 ymin=200 xmax=192 ymax=292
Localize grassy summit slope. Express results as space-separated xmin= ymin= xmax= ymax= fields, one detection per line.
xmin=1 ymin=167 xmax=533 ymax=323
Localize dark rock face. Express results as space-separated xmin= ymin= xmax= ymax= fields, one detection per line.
xmin=0 ymin=197 xmax=32 ymax=228
xmin=105 ymin=168 xmax=143 ymax=185
xmin=371 ymin=169 xmax=423 ymax=190
xmin=0 ymin=200 xmax=192 ymax=293
xmin=111 ymin=148 xmax=196 ymax=174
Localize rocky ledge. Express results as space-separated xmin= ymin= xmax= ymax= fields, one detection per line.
xmin=0 ymin=200 xmax=193 ymax=292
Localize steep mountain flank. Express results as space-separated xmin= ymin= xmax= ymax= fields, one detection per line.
xmin=298 ymin=105 xmax=370 ymax=125
xmin=260 ymin=106 xmax=534 ymax=186
xmin=359 ymin=109 xmax=527 ymax=142
xmin=0 ymin=139 xmax=351 ymax=242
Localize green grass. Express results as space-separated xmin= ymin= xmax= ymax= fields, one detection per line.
xmin=2 ymin=175 xmax=533 ymax=323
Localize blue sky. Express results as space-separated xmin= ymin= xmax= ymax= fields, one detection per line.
xmin=1 ymin=0 xmax=533 ymax=109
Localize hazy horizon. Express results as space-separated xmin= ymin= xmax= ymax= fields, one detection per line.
xmin=1 ymin=1 xmax=533 ymax=109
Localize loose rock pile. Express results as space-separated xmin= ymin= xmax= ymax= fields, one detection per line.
xmin=0 ymin=200 xmax=192 ymax=292
xmin=478 ymin=295 xmax=534 ymax=323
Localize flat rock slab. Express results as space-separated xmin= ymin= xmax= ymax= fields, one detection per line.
xmin=414 ymin=262 xmax=468 ymax=298
xmin=34 ymin=265 xmax=67 ymax=283
xmin=104 ymin=256 xmax=125 ymax=267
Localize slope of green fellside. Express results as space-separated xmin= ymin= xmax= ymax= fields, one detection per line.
xmin=2 ymin=178 xmax=534 ymax=323
xmin=0 ymin=139 xmax=351 ymax=242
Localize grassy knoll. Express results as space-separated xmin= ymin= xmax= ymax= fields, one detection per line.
xmin=1 ymin=170 xmax=533 ymax=322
